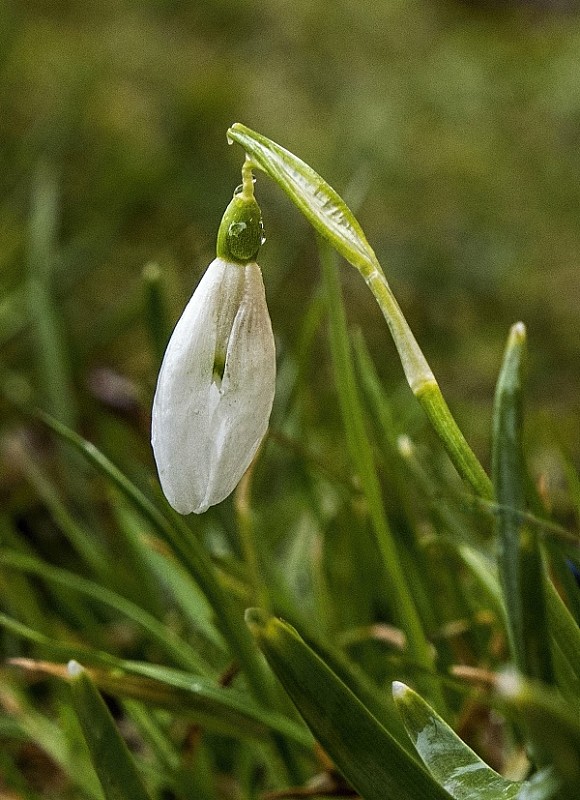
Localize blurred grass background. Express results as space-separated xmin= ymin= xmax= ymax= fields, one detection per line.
xmin=1 ymin=0 xmax=580 ymax=485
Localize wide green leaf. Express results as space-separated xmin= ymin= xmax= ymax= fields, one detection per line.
xmin=246 ymin=608 xmax=452 ymax=800
xmin=393 ymin=681 xmax=521 ymax=800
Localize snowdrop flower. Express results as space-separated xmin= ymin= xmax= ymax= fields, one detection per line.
xmin=151 ymin=171 xmax=275 ymax=514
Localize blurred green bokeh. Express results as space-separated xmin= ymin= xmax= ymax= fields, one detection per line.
xmin=1 ymin=0 xmax=580 ymax=451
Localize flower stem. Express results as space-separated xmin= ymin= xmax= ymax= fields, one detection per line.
xmin=416 ymin=381 xmax=494 ymax=501
xmin=241 ymin=155 xmax=256 ymax=200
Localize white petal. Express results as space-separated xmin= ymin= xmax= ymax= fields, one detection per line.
xmin=151 ymin=258 xmax=275 ymax=514
xmin=202 ymin=262 xmax=276 ymax=510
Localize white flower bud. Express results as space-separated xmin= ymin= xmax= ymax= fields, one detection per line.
xmin=151 ymin=256 xmax=276 ymax=514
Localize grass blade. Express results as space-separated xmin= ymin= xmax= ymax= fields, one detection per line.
xmin=38 ymin=413 xmax=304 ymax=780
xmin=0 ymin=681 xmax=104 ymax=800
xmin=0 ymin=549 xmax=210 ymax=674
xmin=142 ymin=262 xmax=170 ymax=369
xmin=12 ymin=657 xmax=312 ymax=747
xmin=545 ymin=581 xmax=580 ymax=702
xmin=492 ymin=322 xmax=553 ymax=684
xmin=38 ymin=417 xmax=266 ymax=678
xmin=496 ymin=672 xmax=580 ymax=793
xmin=111 ymin=497 xmax=225 ymax=652
xmin=27 ymin=164 xmax=77 ymax=429
xmin=15 ymin=442 xmax=112 ymax=582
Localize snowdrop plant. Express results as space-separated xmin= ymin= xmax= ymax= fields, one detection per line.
xmin=151 ymin=159 xmax=275 ymax=514
xmin=4 ymin=125 xmax=578 ymax=800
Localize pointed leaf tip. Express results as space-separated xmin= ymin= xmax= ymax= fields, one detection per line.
xmin=392 ymin=680 xmax=410 ymax=699
xmin=244 ymin=607 xmax=269 ymax=632
xmin=67 ymin=659 xmax=84 ymax=678
xmin=511 ymin=321 xmax=526 ymax=340
xmin=394 ymin=682 xmax=522 ymax=800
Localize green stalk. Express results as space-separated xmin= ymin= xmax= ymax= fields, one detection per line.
xmin=234 ymin=462 xmax=269 ymax=610
xmin=339 ymin=244 xmax=493 ymax=501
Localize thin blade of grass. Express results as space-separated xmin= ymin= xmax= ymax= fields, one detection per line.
xmin=492 ymin=323 xmax=553 ymax=684
xmin=545 ymin=580 xmax=580 ymax=702
xmin=38 ymin=416 xmax=263 ymax=676
xmin=38 ymin=413 xmax=305 ymax=781
xmin=13 ymin=658 xmax=312 ymax=747
xmin=142 ymin=262 xmax=171 ymax=369
xmin=1 ymin=682 xmax=104 ymax=800
xmin=455 ymin=543 xmax=580 ymax=705
xmin=67 ymin=662 xmax=154 ymax=800
xmin=0 ymin=549 xmax=210 ymax=674
xmin=111 ymin=496 xmax=225 ymax=653
xmin=27 ymin=164 xmax=77 ymax=430
xmin=15 ymin=442 xmax=112 ymax=582
xmin=121 ymin=700 xmax=214 ymax=800
xmin=0 ymin=611 xmax=122 ymax=667
xmin=496 ymin=673 xmax=580 ymax=793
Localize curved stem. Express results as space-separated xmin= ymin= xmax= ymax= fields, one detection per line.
xmin=227 ymin=123 xmax=492 ymax=500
